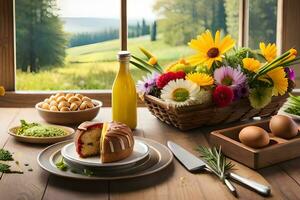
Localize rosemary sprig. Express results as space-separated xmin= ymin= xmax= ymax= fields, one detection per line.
xmin=196 ymin=146 xmax=234 ymax=182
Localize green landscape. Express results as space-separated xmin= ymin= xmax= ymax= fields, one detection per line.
xmin=16 ymin=36 xmax=193 ymax=90
xmin=15 ymin=0 xmax=277 ymax=90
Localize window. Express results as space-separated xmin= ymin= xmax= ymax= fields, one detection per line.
xmin=248 ymin=0 xmax=277 ymax=49
xmin=15 ymin=0 xmax=241 ymax=91
xmin=0 ymin=0 xmax=300 ymax=107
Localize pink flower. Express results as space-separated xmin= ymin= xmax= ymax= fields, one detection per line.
xmin=214 ymin=66 xmax=246 ymax=86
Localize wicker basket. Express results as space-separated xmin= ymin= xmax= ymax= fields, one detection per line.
xmin=142 ymin=94 xmax=288 ymax=130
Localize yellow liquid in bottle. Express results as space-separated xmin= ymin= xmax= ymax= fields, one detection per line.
xmin=112 ymin=52 xmax=137 ymax=129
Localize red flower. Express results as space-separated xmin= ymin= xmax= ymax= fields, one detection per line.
xmin=156 ymin=71 xmax=186 ymax=89
xmin=213 ymin=85 xmax=234 ymax=107
xmin=175 ymin=71 xmax=186 ymax=79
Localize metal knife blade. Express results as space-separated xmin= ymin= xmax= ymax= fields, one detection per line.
xmin=167 ymin=141 xmax=206 ymax=172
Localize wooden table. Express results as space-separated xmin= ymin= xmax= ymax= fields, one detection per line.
xmin=1 ymin=108 xmax=300 ymax=200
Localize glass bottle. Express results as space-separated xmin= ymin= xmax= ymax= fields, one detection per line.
xmin=112 ymin=51 xmax=137 ymax=129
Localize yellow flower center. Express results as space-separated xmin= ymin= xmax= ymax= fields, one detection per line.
xmin=172 ymin=88 xmax=189 ymax=102
xmin=207 ymin=47 xmax=219 ymax=58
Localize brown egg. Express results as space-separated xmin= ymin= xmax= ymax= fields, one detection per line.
xmin=239 ymin=126 xmax=270 ymax=148
xmin=269 ymin=115 xmax=299 ymax=139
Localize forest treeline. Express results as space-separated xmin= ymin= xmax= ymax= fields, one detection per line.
xmin=69 ymin=19 xmax=157 ymax=47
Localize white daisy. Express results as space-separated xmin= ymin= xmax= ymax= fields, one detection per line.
xmin=161 ymin=79 xmax=200 ymax=107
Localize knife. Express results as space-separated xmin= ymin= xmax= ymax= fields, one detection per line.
xmin=167 ymin=141 xmax=271 ymax=197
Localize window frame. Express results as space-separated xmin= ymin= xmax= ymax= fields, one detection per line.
xmin=0 ymin=0 xmax=299 ymax=107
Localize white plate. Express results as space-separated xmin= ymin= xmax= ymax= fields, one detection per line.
xmin=37 ymin=137 xmax=173 ymax=180
xmin=61 ymin=139 xmax=149 ymax=167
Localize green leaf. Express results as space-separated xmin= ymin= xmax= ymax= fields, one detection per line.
xmin=55 ymin=157 xmax=68 ymax=171
xmin=130 ymin=61 xmax=152 ymax=73
xmin=132 ymin=55 xmax=163 ymax=73
xmin=249 ymin=87 xmax=273 ymax=109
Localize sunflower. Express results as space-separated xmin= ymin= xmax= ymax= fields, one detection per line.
xmin=260 ymin=42 xmax=277 ymax=62
xmin=187 ymin=30 xmax=235 ymax=69
xmin=185 ymin=72 xmax=214 ymax=86
xmin=267 ymin=67 xmax=288 ymax=96
xmin=161 ymin=79 xmax=200 ymax=107
xmin=242 ymin=58 xmax=261 ymax=72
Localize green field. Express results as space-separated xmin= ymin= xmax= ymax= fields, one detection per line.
xmin=16 ymin=36 xmax=194 ymax=90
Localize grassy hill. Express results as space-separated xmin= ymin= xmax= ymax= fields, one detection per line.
xmin=16 ymin=36 xmax=193 ymax=90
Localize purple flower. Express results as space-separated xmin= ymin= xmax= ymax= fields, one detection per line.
xmin=233 ymin=84 xmax=249 ymax=101
xmin=285 ymin=67 xmax=295 ymax=81
xmin=214 ymin=66 xmax=247 ymax=87
xmin=137 ymin=72 xmax=159 ymax=94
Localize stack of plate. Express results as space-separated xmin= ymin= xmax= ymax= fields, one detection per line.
xmin=37 ymin=137 xmax=173 ymax=180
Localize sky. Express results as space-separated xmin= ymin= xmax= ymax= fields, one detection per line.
xmin=56 ymin=0 xmax=157 ymax=20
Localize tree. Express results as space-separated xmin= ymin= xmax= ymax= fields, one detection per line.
xmin=142 ymin=19 xmax=148 ymax=35
xmin=136 ymin=22 xmax=141 ymax=37
xmin=151 ymin=21 xmax=157 ymax=41
xmin=16 ymin=0 xmax=67 ymax=72
xmin=153 ymin=0 xmax=227 ymax=46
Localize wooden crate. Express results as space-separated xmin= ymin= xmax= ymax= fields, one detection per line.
xmin=209 ymin=119 xmax=300 ymax=169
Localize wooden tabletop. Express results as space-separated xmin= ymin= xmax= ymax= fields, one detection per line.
xmin=1 ymin=108 xmax=300 ymax=200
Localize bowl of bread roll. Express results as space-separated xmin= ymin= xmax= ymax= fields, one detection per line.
xmin=35 ymin=93 xmax=102 ymax=125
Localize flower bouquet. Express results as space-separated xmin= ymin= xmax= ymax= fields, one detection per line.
xmin=131 ymin=30 xmax=299 ymax=130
